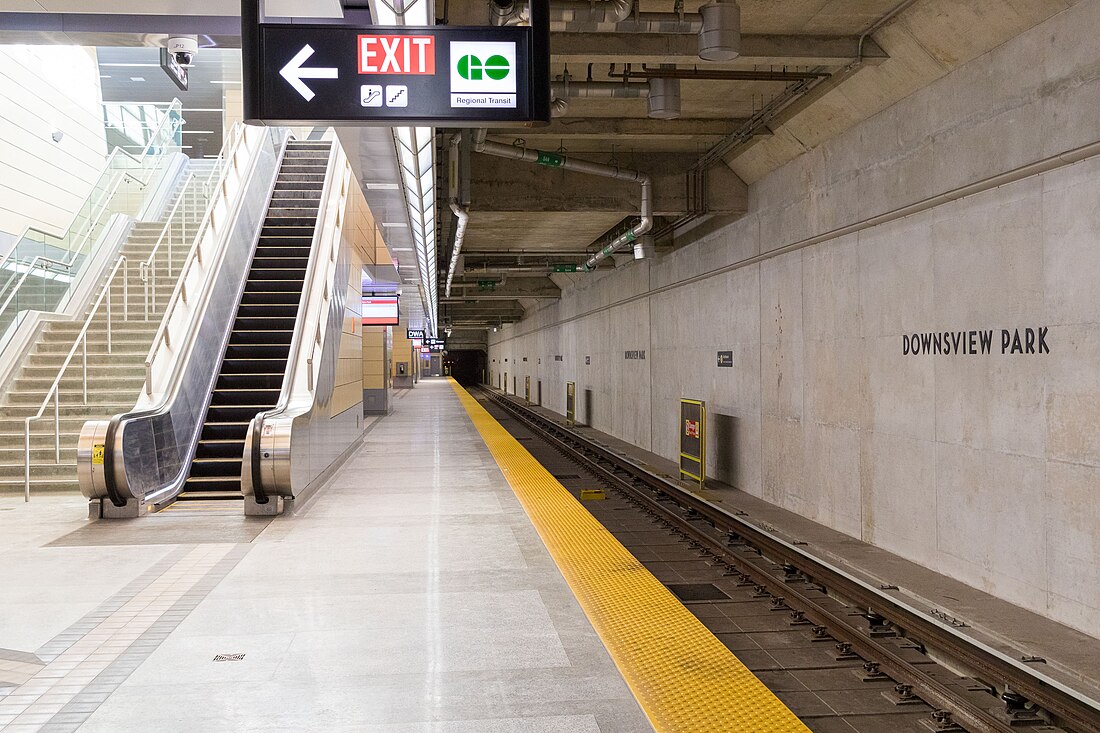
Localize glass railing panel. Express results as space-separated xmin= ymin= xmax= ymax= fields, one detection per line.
xmin=0 ymin=101 xmax=183 ymax=339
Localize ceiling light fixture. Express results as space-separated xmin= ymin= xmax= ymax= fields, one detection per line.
xmin=364 ymin=182 xmax=400 ymax=190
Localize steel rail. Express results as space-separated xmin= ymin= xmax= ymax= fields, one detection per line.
xmin=139 ymin=172 xmax=193 ymax=321
xmin=0 ymin=100 xmax=183 ymax=293
xmin=143 ymin=123 xmax=250 ymax=396
xmin=23 ymin=256 xmax=128 ymax=501
xmin=480 ymin=388 xmax=1100 ymax=733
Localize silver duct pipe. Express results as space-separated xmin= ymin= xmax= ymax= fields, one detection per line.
xmin=445 ymin=134 xmax=468 ymax=298
xmin=489 ymin=0 xmax=523 ymax=25
xmin=472 ymin=137 xmax=653 ymax=271
xmin=558 ymin=12 xmax=700 ymax=33
xmin=698 ymin=0 xmax=741 ymax=61
xmin=633 ymin=234 xmax=656 ymax=260
xmin=551 ymin=80 xmax=648 ymax=99
xmin=488 ymin=0 xmax=740 ymax=60
xmin=647 ymin=65 xmax=681 ymax=119
xmin=552 ymin=79 xmax=678 ymax=118
xmin=552 ymin=0 xmax=632 ymax=26
xmin=493 ymin=0 xmax=632 ymax=27
xmin=584 ymin=176 xmax=652 ymax=270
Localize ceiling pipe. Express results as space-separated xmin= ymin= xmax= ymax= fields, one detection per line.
xmin=584 ymin=179 xmax=652 ymax=269
xmin=491 ymin=0 xmax=632 ymax=27
xmin=444 ymin=133 xmax=469 ymax=298
xmin=459 ymin=264 xmax=563 ymax=273
xmin=552 ymin=80 xmax=648 ymax=98
xmin=647 ymin=64 xmax=680 ymax=120
xmin=462 ymin=249 xmax=596 ymax=256
xmin=487 ymin=0 xmax=740 ymax=60
xmin=471 ymin=136 xmax=653 ymax=271
xmin=608 ymin=66 xmax=828 ymax=82
xmin=698 ymin=0 xmax=741 ymax=61
xmin=552 ymin=77 xmax=679 ymax=119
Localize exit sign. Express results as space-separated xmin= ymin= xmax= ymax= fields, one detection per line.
xmin=242 ymin=11 xmax=550 ymax=126
xmin=358 ymin=35 xmax=436 ymax=74
xmin=552 ymin=263 xmax=578 ymax=273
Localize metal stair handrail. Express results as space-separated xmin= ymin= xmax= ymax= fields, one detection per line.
xmin=142 ymin=124 xmax=264 ymax=397
xmin=138 ymin=123 xmax=244 ymax=321
xmin=23 ymin=256 xmax=129 ymax=501
xmin=18 ymin=117 xmax=238 ymax=501
xmin=0 ymin=156 xmax=155 ymax=330
xmin=0 ymin=100 xmax=183 ymax=310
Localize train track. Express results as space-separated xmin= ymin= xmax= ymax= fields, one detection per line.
xmin=476 ymin=387 xmax=1100 ymax=733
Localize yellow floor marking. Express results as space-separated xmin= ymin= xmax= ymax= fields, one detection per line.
xmin=450 ymin=379 xmax=809 ymax=733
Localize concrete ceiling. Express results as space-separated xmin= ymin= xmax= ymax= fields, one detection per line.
xmin=0 ymin=0 xmax=1077 ymax=337
xmin=440 ymin=0 xmax=1078 ymax=336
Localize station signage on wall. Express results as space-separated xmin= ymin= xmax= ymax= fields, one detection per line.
xmin=242 ymin=19 xmax=550 ymax=126
xmin=902 ymin=326 xmax=1050 ymax=356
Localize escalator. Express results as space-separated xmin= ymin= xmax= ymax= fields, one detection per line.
xmin=178 ymin=140 xmax=331 ymax=500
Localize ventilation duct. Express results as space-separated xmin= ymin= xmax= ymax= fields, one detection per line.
xmin=699 ymin=0 xmax=741 ymax=61
xmin=646 ymin=66 xmax=681 ymax=120
xmin=551 ymin=80 xmax=648 ymax=99
xmin=471 ymin=137 xmax=652 ymax=272
xmin=633 ymin=234 xmax=656 ymax=260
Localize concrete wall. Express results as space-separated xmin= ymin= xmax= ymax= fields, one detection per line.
xmin=0 ymin=46 xmax=107 ymax=243
xmin=488 ymin=1 xmax=1100 ymax=637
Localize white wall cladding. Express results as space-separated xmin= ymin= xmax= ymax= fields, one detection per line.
xmin=489 ymin=0 xmax=1100 ymax=637
xmin=0 ymin=46 xmax=107 ymax=242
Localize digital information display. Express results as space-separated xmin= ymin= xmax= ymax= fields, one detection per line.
xmin=243 ymin=22 xmax=550 ymax=126
xmin=362 ymin=296 xmax=399 ymax=325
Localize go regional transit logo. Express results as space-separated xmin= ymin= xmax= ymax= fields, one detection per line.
xmin=450 ymin=41 xmax=517 ymax=109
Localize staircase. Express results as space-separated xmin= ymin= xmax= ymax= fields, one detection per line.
xmin=180 ymin=141 xmax=331 ymax=500
xmin=0 ymin=160 xmax=218 ymax=495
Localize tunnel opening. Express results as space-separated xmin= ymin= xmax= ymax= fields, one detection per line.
xmin=447 ymin=350 xmax=487 ymax=386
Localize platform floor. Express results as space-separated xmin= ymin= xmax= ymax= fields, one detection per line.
xmin=0 ymin=382 xmax=653 ymax=732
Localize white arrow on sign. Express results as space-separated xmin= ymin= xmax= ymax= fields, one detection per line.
xmin=280 ymin=44 xmax=339 ymax=102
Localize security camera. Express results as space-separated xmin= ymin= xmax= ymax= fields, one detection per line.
xmin=167 ymin=36 xmax=198 ymax=67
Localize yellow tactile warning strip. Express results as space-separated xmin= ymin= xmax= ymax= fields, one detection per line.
xmin=450 ymin=379 xmax=810 ymax=733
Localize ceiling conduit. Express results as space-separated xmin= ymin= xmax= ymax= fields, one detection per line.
xmin=489 ymin=0 xmax=740 ymax=60
xmin=551 ymin=76 xmax=682 ymax=118
xmin=472 ymin=137 xmax=652 ymax=271
xmin=445 ymin=133 xmax=469 ymax=298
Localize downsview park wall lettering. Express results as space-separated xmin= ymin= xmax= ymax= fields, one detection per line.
xmin=902 ymin=327 xmax=1050 ymax=356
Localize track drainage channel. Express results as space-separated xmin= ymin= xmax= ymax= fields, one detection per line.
xmin=666 ymin=583 xmax=733 ymax=603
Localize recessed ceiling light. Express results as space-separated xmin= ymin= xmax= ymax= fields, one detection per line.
xmin=392 ymin=247 xmax=413 ymax=252
xmin=130 ymin=77 xmax=145 ymax=82
xmin=210 ymin=80 xmax=241 ymax=84
xmin=364 ymin=182 xmax=400 ymax=190
xmin=380 ymin=222 xmax=408 ymax=228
